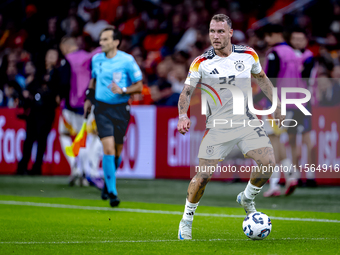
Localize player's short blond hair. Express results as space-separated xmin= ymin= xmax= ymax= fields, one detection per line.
xmin=211 ymin=14 xmax=232 ymax=29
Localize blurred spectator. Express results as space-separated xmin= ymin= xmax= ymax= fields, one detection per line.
xmin=23 ymin=4 xmax=40 ymax=54
xmin=77 ymin=0 xmax=100 ymax=22
xmin=58 ymin=36 xmax=101 ymax=184
xmin=118 ymin=3 xmax=141 ymax=37
xmin=149 ymin=60 xmax=179 ymax=106
xmin=289 ymin=27 xmax=316 ymax=186
xmin=168 ymin=63 xmax=186 ymax=95
xmin=0 ymin=13 xmax=6 ymax=51
xmin=0 ymin=19 xmax=27 ymax=51
xmin=331 ymin=64 xmax=340 ymax=85
xmin=1 ymin=80 xmax=21 ymax=108
xmin=0 ymin=51 xmax=26 ymax=108
xmin=6 ymin=62 xmax=25 ymax=89
xmin=39 ymin=17 xmax=61 ymax=52
xmin=17 ymin=61 xmax=39 ymax=118
xmin=142 ymin=18 xmax=168 ymax=52
xmin=83 ymin=7 xmax=108 ymax=42
xmin=174 ymin=11 xmax=199 ymax=52
xmin=317 ymin=72 xmax=340 ymax=106
xmin=290 ymin=28 xmax=315 ymax=78
xmin=231 ymin=30 xmax=246 ymax=45
xmin=59 ymin=36 xmax=101 ymax=110
xmin=24 ymin=61 xmax=36 ymax=88
xmin=99 ymin=0 xmax=122 ymax=25
xmin=330 ymin=1 xmax=340 ymax=34
xmin=162 ymin=13 xmax=185 ymax=54
xmin=16 ymin=49 xmax=61 ymax=175
xmin=0 ymin=0 xmax=339 ymax=113
xmin=61 ymin=2 xmax=84 ymax=37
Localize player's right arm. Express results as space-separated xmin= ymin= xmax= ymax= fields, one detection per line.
xmin=84 ymin=78 xmax=96 ymax=118
xmin=177 ymin=56 xmax=202 ymax=135
xmin=178 ymin=85 xmax=195 ymax=135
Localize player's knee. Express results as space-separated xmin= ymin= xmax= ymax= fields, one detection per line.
xmin=103 ymin=147 xmax=115 ymax=155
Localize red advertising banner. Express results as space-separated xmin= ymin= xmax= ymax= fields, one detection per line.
xmin=117 ymin=106 xmax=156 ymax=179
xmin=155 ymin=106 xmax=340 ymax=184
xmin=0 ymin=106 xmax=156 ymax=178
xmin=0 ymin=108 xmax=70 ymax=175
xmin=310 ymin=106 xmax=340 ymax=183
xmin=1 ymin=106 xmax=339 ymax=185
xmin=155 ymin=107 xmax=191 ymax=179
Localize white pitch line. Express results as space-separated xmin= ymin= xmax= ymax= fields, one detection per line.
xmin=0 ymin=200 xmax=339 ymax=223
xmin=0 ymin=238 xmax=338 ymax=245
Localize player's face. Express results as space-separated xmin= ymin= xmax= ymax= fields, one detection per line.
xmin=209 ymin=20 xmax=233 ymax=51
xmin=99 ymin=30 xmax=118 ymax=52
xmin=264 ymin=33 xmax=276 ymax=47
xmin=290 ymin=32 xmax=307 ymax=50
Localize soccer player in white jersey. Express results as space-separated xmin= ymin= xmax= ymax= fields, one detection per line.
xmin=177 ymin=14 xmax=285 ymax=240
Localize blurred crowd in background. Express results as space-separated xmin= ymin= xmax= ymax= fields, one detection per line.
xmin=0 ymin=0 xmax=340 ymax=110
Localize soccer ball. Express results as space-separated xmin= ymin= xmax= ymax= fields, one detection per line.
xmin=242 ymin=212 xmax=272 ymax=240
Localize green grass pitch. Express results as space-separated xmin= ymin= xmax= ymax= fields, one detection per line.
xmin=0 ymin=176 xmax=339 ymax=254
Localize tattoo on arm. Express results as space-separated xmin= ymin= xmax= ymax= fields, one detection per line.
xmin=252 ymin=71 xmax=280 ymax=105
xmin=178 ymin=85 xmax=195 ymax=115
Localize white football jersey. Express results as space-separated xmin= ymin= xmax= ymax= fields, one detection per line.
xmin=185 ymin=45 xmax=262 ymax=129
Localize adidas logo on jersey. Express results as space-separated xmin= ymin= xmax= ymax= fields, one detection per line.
xmin=210 ymin=68 xmax=219 ymax=74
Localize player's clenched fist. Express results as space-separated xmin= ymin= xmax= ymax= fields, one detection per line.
xmin=177 ymin=114 xmax=191 ymax=135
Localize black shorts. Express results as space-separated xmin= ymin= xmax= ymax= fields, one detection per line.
xmin=94 ymin=101 xmax=130 ymax=144
xmin=286 ymin=108 xmax=312 ymax=134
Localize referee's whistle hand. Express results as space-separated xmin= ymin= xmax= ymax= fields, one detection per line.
xmin=177 ymin=118 xmax=191 ymax=135
xmin=108 ymin=82 xmax=123 ymax=94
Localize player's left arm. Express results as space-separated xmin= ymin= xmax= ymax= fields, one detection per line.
xmin=252 ymin=70 xmax=285 ymax=126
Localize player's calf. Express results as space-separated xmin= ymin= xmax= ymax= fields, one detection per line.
xmin=237 ymin=147 xmax=276 ymax=214
xmin=178 ymin=158 xmax=217 ymax=240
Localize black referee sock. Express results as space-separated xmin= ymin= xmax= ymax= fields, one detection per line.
xmin=115 ymin=156 xmax=122 ymax=169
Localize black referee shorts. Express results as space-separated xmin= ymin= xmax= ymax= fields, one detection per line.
xmin=94 ymin=101 xmax=130 ymax=144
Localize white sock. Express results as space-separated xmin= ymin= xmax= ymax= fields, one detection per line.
xmin=182 ymin=199 xmax=199 ymax=221
xmin=270 ymin=164 xmax=280 ymax=190
xmin=244 ymin=181 xmax=262 ymax=200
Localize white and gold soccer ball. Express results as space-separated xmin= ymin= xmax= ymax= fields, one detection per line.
xmin=242 ymin=212 xmax=272 ymax=240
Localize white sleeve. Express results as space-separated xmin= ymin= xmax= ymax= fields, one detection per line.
xmin=250 ymin=49 xmax=262 ymax=74
xmin=184 ymin=57 xmax=203 ymax=87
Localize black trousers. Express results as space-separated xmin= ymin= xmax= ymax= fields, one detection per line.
xmin=17 ymin=109 xmax=55 ymax=174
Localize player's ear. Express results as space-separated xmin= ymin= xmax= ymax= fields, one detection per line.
xmin=229 ymin=28 xmax=233 ymax=37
